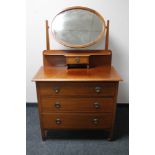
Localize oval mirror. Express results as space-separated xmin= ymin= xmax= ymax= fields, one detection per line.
xmin=51 ymin=6 xmax=106 ymax=48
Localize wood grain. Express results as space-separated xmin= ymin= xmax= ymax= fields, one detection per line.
xmin=41 ymin=113 xmax=113 ymax=129
xmin=66 ymin=56 xmax=89 ymax=65
xmin=43 ymin=50 xmax=112 ymax=67
xmin=33 ymin=66 xmax=122 ymax=82
xmin=105 ymin=20 xmax=109 ymax=50
xmin=43 ymin=50 xmax=112 ymax=56
xmin=40 ymin=97 xmax=114 ymax=113
xmin=37 ymin=82 xmax=116 ymax=97
xmin=45 ymin=20 xmax=50 ymax=50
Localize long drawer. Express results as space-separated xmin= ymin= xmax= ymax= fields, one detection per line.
xmin=41 ymin=113 xmax=113 ymax=129
xmin=40 ymin=97 xmax=114 ymax=113
xmin=38 ymin=82 xmax=116 ymax=97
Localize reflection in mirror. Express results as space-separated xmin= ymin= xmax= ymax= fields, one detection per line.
xmin=51 ymin=7 xmax=106 ymax=48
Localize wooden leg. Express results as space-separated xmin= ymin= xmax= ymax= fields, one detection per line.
xmin=107 ymin=129 xmax=114 ymax=141
xmin=41 ymin=129 xmax=46 ymax=141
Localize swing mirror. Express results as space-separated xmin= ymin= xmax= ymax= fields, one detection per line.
xmin=51 ymin=6 xmax=106 ymax=48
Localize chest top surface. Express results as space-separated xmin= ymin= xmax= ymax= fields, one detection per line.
xmin=33 ymin=66 xmax=122 ymax=82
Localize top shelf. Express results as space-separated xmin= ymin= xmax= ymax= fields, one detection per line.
xmin=43 ymin=50 xmax=112 ymax=56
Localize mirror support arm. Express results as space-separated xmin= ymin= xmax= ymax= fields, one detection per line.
xmin=45 ymin=20 xmax=50 ymax=50
xmin=105 ymin=20 xmax=109 ymax=50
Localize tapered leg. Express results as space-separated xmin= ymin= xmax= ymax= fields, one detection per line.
xmin=41 ymin=129 xmax=46 ymax=141
xmin=107 ymin=129 xmax=114 ymax=141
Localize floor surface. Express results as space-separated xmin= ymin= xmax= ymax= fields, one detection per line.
xmin=26 ymin=104 xmax=129 ymax=155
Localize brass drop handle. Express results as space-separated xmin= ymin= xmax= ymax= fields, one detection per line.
xmin=95 ymin=86 xmax=102 ymax=93
xmin=54 ymin=101 xmax=61 ymax=109
xmin=75 ymin=57 xmax=80 ymax=63
xmin=55 ymin=118 xmax=62 ymax=125
xmin=94 ymin=102 xmax=100 ymax=109
xmin=92 ymin=118 xmax=99 ymax=125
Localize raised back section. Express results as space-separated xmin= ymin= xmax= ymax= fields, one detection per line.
xmin=43 ymin=50 xmax=112 ymax=68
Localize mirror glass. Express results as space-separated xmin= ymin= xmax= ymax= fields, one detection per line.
xmin=51 ymin=7 xmax=106 ymax=48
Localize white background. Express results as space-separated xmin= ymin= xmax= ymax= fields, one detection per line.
xmin=1 ymin=0 xmax=155 ymax=155
xmin=26 ymin=0 xmax=129 ymax=103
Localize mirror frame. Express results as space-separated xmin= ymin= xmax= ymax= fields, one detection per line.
xmin=51 ymin=6 xmax=106 ymax=48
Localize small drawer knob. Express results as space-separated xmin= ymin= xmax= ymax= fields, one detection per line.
xmin=92 ymin=118 xmax=99 ymax=125
xmin=53 ymin=87 xmax=60 ymax=94
xmin=54 ymin=102 xmax=61 ymax=109
xmin=94 ymin=102 xmax=100 ymax=109
xmin=95 ymin=86 xmax=102 ymax=93
xmin=55 ymin=89 xmax=59 ymax=93
xmin=55 ymin=118 xmax=62 ymax=125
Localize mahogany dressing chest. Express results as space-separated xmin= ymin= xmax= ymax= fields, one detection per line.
xmin=33 ymin=6 xmax=122 ymax=141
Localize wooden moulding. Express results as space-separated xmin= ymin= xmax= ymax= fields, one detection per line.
xmin=43 ymin=50 xmax=112 ymax=56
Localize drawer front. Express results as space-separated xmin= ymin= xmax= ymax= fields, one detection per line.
xmin=38 ymin=82 xmax=116 ymax=97
xmin=40 ymin=97 xmax=114 ymax=113
xmin=66 ymin=56 xmax=89 ymax=64
xmin=41 ymin=113 xmax=113 ymax=129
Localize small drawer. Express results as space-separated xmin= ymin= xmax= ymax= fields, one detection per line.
xmin=40 ymin=97 xmax=114 ymax=113
xmin=66 ymin=56 xmax=89 ymax=65
xmin=41 ymin=113 xmax=113 ymax=129
xmin=38 ymin=82 xmax=116 ymax=97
